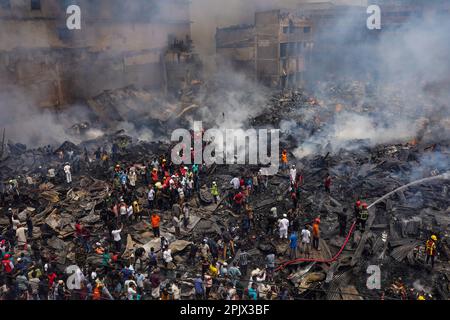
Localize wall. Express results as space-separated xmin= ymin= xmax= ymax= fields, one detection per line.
xmin=0 ymin=0 xmax=192 ymax=107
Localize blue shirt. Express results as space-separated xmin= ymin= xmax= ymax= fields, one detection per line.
xmin=194 ymin=278 xmax=204 ymax=294
xmin=289 ymin=233 xmax=298 ymax=249
xmin=248 ymin=287 xmax=258 ymax=300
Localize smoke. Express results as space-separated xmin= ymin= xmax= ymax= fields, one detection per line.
xmin=191 ymin=0 xmax=367 ymax=62
xmin=192 ymin=64 xmax=270 ymax=131
xmin=293 ymin=6 xmax=450 ymax=159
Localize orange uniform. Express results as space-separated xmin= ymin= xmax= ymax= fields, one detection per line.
xmin=281 ymin=151 xmax=288 ymax=163
xmin=151 ymin=214 xmax=160 ymax=228
xmin=312 ymin=223 xmax=320 ymax=238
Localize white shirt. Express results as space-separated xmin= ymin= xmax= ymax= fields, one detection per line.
xmin=148 ymin=189 xmax=155 ymax=201
xmin=111 ymin=229 xmax=122 ymax=241
xmin=301 ymin=229 xmax=311 ymax=243
xmin=127 ymin=287 xmax=137 ymax=300
xmin=127 ymin=206 xmax=133 ymax=217
xmin=172 ymin=283 xmax=181 ymax=300
xmin=163 ymin=249 xmax=173 ymax=263
xmin=119 ymin=205 xmax=127 ymax=216
xmin=16 ymin=227 xmax=28 ymax=244
xmin=230 ymin=177 xmax=240 ymax=190
xmin=290 ymin=168 xmax=297 ymax=182
xmin=278 ymin=218 xmax=289 ymax=230
xmin=64 ymin=165 xmax=71 ymax=174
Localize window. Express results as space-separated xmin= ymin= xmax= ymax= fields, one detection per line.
xmin=303 ymin=27 xmax=311 ymax=33
xmin=31 ymin=0 xmax=41 ymax=10
xmin=0 ymin=0 xmax=10 ymax=9
xmin=280 ymin=43 xmax=288 ymax=58
xmin=283 ymin=26 xmax=289 ymax=34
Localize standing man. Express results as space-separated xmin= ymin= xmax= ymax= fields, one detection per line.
xmin=237 ymin=249 xmax=249 ymax=277
xmin=289 ymin=165 xmax=297 ymax=185
xmin=221 ymin=227 xmax=235 ymax=260
xmin=63 ymin=163 xmax=72 ymax=184
xmin=151 ymin=213 xmax=161 ymax=238
xmin=425 ymin=235 xmax=438 ymax=269
xmin=148 ymin=185 xmax=155 ymax=209
xmin=278 ymin=214 xmax=289 ymax=240
xmin=358 ymin=203 xmax=369 ymax=231
xmin=172 ymin=214 xmax=181 ymax=237
xmin=301 ymin=225 xmax=311 ymax=257
xmin=289 ymin=231 xmax=298 ymax=259
xmin=211 ymin=182 xmax=219 ymax=204
xmin=312 ymin=218 xmax=320 ymax=251
xmin=111 ymin=223 xmax=123 ymax=253
xmin=16 ymin=224 xmax=28 ymax=250
xmin=281 ymin=150 xmax=288 ymax=172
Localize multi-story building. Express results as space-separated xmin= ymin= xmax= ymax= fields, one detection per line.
xmin=0 ymin=0 xmax=196 ymax=108
xmin=216 ymin=9 xmax=314 ymax=89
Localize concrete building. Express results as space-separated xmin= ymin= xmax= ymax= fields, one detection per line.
xmin=0 ymin=0 xmax=196 ymax=108
xmin=216 ymin=10 xmax=314 ymax=89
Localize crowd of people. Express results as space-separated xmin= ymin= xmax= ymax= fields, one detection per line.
xmin=0 ymin=142 xmax=440 ymax=300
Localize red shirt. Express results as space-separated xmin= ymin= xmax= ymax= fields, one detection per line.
xmin=48 ymin=273 xmax=57 ymax=287
xmin=233 ymin=192 xmax=244 ymax=204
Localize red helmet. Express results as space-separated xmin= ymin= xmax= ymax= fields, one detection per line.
xmin=356 ymin=200 xmax=361 ymax=206
xmin=314 ymin=218 xmax=321 ymax=224
xmin=4 ymin=254 xmax=10 ymax=259
xmin=362 ymin=202 xmax=368 ymax=209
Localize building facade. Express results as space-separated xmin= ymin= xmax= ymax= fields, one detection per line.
xmin=216 ymin=10 xmax=314 ymax=89
xmin=0 ymin=0 xmax=194 ymax=108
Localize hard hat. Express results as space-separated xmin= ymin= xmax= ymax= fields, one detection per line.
xmin=283 ymin=214 xmax=287 ymax=218
xmin=417 ymin=295 xmax=425 ymax=300
xmin=212 ymin=181 xmax=217 ymax=185
xmin=362 ymin=202 xmax=368 ymax=209
xmin=314 ymin=218 xmax=320 ymax=224
xmin=431 ymin=235 xmax=437 ymax=241
xmin=184 ymin=166 xmax=188 ymax=170
xmin=356 ymin=200 xmax=361 ymax=206
xmin=162 ymin=159 xmax=167 ymax=162
xmin=153 ymin=168 xmax=157 ymax=172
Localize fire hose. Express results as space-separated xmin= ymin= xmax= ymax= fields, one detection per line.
xmin=275 ymin=220 xmax=357 ymax=272
xmin=275 ymin=171 xmax=450 ymax=272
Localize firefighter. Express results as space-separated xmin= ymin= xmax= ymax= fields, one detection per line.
xmin=358 ymin=202 xmax=369 ymax=231
xmin=425 ymin=235 xmax=437 ymax=269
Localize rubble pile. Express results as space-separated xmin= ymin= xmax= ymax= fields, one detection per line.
xmin=0 ymin=85 xmax=449 ymax=300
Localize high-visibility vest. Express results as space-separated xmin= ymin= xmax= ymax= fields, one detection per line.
xmin=359 ymin=209 xmax=369 ymax=221
xmin=281 ymin=153 xmax=288 ymax=163
xmin=426 ymin=240 xmax=436 ymax=256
